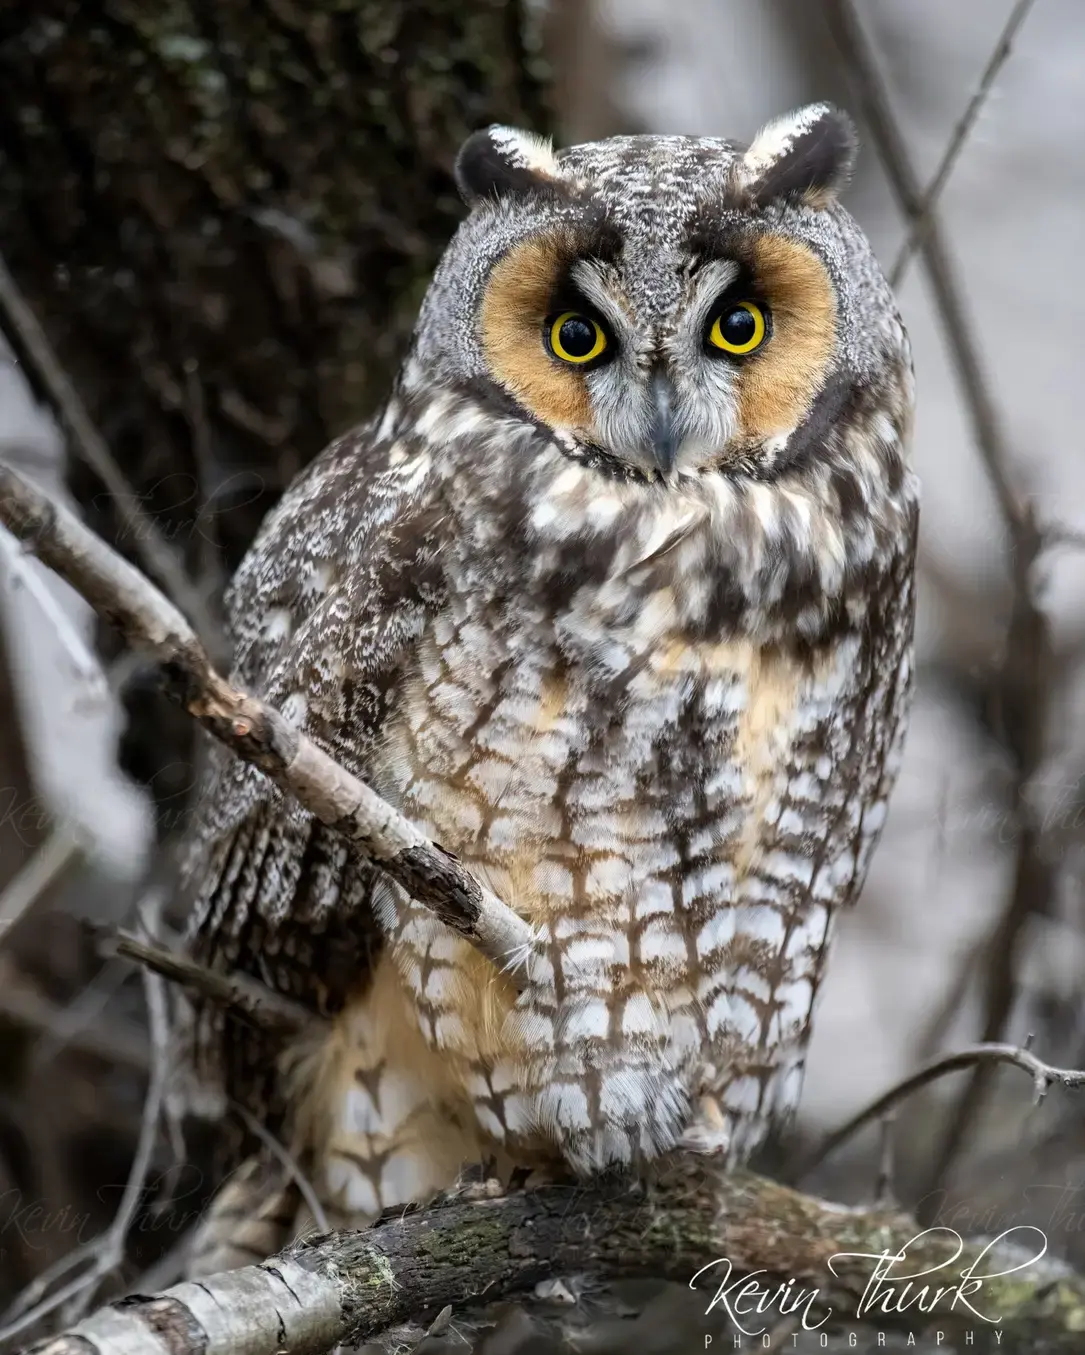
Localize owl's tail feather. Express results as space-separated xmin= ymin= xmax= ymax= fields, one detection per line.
xmin=185 ymin=1155 xmax=303 ymax=1278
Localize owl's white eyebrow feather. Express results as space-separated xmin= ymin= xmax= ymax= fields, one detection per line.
xmin=687 ymin=259 xmax=742 ymax=332
xmin=569 ymin=258 xmax=634 ymax=338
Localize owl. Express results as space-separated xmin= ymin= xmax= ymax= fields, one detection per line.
xmin=178 ymin=103 xmax=918 ymax=1275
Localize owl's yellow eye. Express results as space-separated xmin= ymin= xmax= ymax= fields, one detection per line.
xmin=547 ymin=311 xmax=608 ymax=365
xmin=708 ymin=301 xmax=768 ymax=355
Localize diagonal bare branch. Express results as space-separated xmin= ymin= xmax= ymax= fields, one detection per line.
xmin=0 ymin=825 xmax=83 ymax=937
xmin=890 ymin=0 xmax=1039 ymax=288
xmin=791 ymin=1040 xmax=1085 ymax=1183
xmin=823 ymin=0 xmax=1027 ymax=534
xmin=100 ymin=929 xmax=316 ymax=1038
xmin=0 ymin=461 xmax=538 ymax=990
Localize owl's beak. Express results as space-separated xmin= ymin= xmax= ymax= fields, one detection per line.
xmin=649 ymin=370 xmax=679 ymax=477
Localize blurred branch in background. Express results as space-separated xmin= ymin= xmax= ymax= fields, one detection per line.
xmin=0 ymin=252 xmax=223 ymax=655
xmin=0 ymin=914 xmax=172 ymax=1345
xmin=823 ymin=0 xmax=1029 ymax=522
xmin=0 ymin=827 xmax=83 ymax=938
xmin=888 ymin=0 xmax=1038 ymax=288
xmin=822 ymin=0 xmax=1059 ymax=1209
xmin=793 ymin=1039 xmax=1085 ymax=1185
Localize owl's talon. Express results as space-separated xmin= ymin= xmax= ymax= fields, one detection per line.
xmin=677 ymin=1095 xmax=731 ymax=1157
xmin=442 ymin=1161 xmax=506 ymax=1202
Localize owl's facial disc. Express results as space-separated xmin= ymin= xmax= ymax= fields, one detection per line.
xmin=465 ymin=106 xmax=859 ymax=479
xmin=480 ymin=227 xmax=837 ymax=480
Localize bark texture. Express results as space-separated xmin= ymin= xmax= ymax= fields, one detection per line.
xmin=0 ymin=0 xmax=549 ymax=819
xmin=0 ymin=3 xmax=547 ymax=534
xmin=26 ymin=1168 xmax=1085 ymax=1355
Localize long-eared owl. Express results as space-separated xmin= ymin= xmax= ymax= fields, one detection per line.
xmin=178 ymin=103 xmax=918 ymax=1273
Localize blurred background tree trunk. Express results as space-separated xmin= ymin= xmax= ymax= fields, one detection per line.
xmin=0 ymin=0 xmax=549 ymax=823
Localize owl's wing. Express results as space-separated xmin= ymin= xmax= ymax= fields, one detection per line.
xmin=176 ymin=419 xmax=446 ymax=1125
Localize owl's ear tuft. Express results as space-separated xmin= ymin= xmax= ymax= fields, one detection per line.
xmin=455 ymin=126 xmax=562 ymax=206
xmin=735 ymin=104 xmax=858 ymax=210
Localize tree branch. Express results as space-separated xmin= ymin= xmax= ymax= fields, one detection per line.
xmin=26 ymin=1166 xmax=1085 ymax=1355
xmin=792 ymin=1042 xmax=1085 ymax=1183
xmin=823 ymin=0 xmax=1025 ymax=531
xmin=100 ymin=928 xmax=317 ymax=1039
xmin=0 ymin=460 xmax=538 ymax=987
xmin=823 ymin=0 xmax=1057 ymax=1214
xmin=0 ymin=825 xmax=83 ymax=936
xmin=889 ymin=0 xmax=1039 ymax=288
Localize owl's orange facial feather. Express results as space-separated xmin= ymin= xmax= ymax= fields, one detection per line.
xmin=481 ymin=226 xmax=838 ymax=470
xmin=732 ymin=235 xmax=837 ymax=445
xmin=480 ymin=231 xmax=600 ymax=436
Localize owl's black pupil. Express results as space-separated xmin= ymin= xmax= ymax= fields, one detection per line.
xmin=558 ymin=316 xmax=596 ymax=356
xmin=721 ymin=307 xmax=756 ymax=345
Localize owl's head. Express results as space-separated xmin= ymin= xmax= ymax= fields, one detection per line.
xmin=408 ymin=105 xmax=905 ymax=482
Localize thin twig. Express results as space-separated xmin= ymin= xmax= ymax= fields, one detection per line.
xmin=138 ymin=892 xmax=191 ymax=1195
xmin=0 ymin=825 xmax=83 ymax=936
xmin=0 ymin=461 xmax=540 ymax=990
xmin=0 ymin=938 xmax=171 ymax=1342
xmin=232 ymin=1103 xmax=331 ymax=1236
xmin=791 ymin=1041 xmax=1085 ymax=1183
xmin=68 ymin=965 xmax=170 ymax=1322
xmin=101 ymin=928 xmax=317 ymax=1037
xmin=28 ymin=957 xmax=134 ymax=1072
xmin=889 ymin=0 xmax=1039 ymax=288
xmin=0 ymin=252 xmax=222 ymax=657
xmin=0 ymin=970 xmax=148 ymax=1070
xmin=823 ymin=0 xmax=1026 ymax=532
xmin=0 ymin=526 xmax=108 ymax=701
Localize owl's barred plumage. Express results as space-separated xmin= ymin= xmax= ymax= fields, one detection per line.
xmin=177 ymin=106 xmax=918 ymax=1273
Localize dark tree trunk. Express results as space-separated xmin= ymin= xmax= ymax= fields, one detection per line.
xmin=0 ymin=0 xmax=549 ymax=821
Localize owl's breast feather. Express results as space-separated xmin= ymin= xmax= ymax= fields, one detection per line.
xmin=349 ymin=425 xmax=915 ymax=1169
